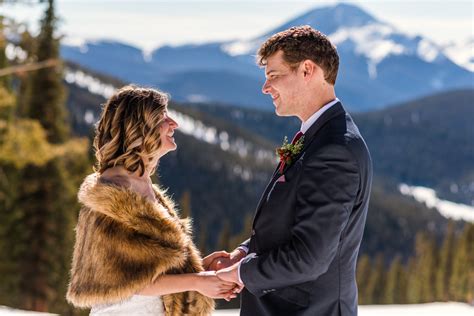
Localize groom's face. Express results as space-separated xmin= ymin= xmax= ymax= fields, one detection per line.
xmin=262 ymin=50 xmax=304 ymax=117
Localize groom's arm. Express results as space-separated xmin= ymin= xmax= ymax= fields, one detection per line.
xmin=239 ymin=144 xmax=360 ymax=297
xmin=237 ymin=239 xmax=250 ymax=254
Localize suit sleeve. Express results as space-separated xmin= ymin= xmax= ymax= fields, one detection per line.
xmin=240 ymin=144 xmax=360 ymax=297
xmin=238 ymin=238 xmax=251 ymax=252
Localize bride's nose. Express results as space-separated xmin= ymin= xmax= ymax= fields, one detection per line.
xmin=168 ymin=116 xmax=179 ymax=129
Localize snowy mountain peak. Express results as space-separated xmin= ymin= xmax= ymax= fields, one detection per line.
xmin=263 ymin=3 xmax=379 ymax=38
xmin=223 ymin=3 xmax=380 ymax=56
xmin=224 ymin=3 xmax=464 ymax=79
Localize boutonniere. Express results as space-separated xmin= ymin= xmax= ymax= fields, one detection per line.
xmin=276 ymin=135 xmax=304 ymax=173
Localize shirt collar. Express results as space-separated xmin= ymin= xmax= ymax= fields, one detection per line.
xmin=301 ymin=98 xmax=340 ymax=134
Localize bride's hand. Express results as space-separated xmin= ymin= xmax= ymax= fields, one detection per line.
xmin=194 ymin=271 xmax=238 ymax=301
xmin=202 ymin=251 xmax=230 ymax=270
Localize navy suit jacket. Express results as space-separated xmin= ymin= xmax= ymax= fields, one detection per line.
xmin=239 ymin=102 xmax=372 ymax=316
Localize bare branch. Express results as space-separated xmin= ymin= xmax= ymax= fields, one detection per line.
xmin=0 ymin=58 xmax=59 ymax=77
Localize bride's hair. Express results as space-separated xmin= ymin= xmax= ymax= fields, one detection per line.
xmin=93 ymin=85 xmax=169 ymax=176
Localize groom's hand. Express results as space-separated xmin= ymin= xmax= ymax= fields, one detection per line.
xmin=216 ymin=262 xmax=244 ymax=293
xmin=208 ymin=248 xmax=247 ymax=270
xmin=202 ymin=251 xmax=230 ymax=271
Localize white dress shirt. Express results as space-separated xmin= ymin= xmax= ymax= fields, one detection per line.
xmin=300 ymin=98 xmax=339 ymax=134
xmin=237 ymin=98 xmax=340 ymax=283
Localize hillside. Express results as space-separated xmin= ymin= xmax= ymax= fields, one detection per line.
xmin=354 ymin=90 xmax=474 ymax=205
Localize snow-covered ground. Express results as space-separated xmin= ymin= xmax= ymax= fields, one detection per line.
xmin=399 ymin=184 xmax=474 ymax=223
xmin=0 ymin=306 xmax=55 ymax=315
xmin=2 ymin=302 xmax=473 ymax=315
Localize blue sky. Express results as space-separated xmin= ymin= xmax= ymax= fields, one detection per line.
xmin=2 ymin=0 xmax=473 ymax=52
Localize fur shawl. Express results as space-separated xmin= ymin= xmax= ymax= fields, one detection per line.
xmin=66 ymin=173 xmax=214 ymax=315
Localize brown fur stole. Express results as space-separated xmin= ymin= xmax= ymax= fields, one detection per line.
xmin=66 ymin=173 xmax=214 ymax=315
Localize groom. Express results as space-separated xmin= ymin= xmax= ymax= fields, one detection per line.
xmin=216 ymin=26 xmax=372 ymax=315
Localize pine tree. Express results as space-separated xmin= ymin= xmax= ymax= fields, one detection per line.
xmin=407 ymin=232 xmax=438 ymax=303
xmin=179 ymin=190 xmax=192 ymax=219
xmin=217 ymin=220 xmax=231 ymax=251
xmin=465 ymin=224 xmax=474 ymax=304
xmin=384 ymin=255 xmax=406 ymax=304
xmin=229 ymin=212 xmax=253 ymax=250
xmin=405 ymin=256 xmax=418 ymax=303
xmin=365 ymin=253 xmax=385 ymax=304
xmin=0 ymin=2 xmax=90 ymax=313
xmin=0 ymin=15 xmax=10 ymax=90
xmin=398 ymin=261 xmax=408 ymax=304
xmin=450 ymin=223 xmax=474 ymax=303
xmin=422 ymin=233 xmax=438 ymax=302
xmin=0 ymin=13 xmax=15 ymax=121
xmin=0 ymin=15 xmax=21 ymax=307
xmin=24 ymin=0 xmax=69 ymax=144
xmin=356 ymin=254 xmax=371 ymax=305
xmin=9 ymin=0 xmax=87 ymax=312
xmin=436 ymin=221 xmax=455 ymax=301
xmin=15 ymin=29 xmax=35 ymax=118
xmin=197 ymin=221 xmax=208 ymax=255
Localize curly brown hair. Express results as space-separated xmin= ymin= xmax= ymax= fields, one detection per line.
xmin=257 ymin=25 xmax=339 ymax=85
xmin=93 ymin=85 xmax=169 ymax=176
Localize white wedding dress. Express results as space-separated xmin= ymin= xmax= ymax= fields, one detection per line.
xmin=90 ymin=295 xmax=165 ymax=316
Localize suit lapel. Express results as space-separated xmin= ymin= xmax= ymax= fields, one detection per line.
xmin=279 ymin=102 xmax=345 ymax=175
xmin=252 ymin=102 xmax=346 ymax=221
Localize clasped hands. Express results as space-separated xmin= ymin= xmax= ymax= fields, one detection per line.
xmin=199 ymin=249 xmax=246 ymax=301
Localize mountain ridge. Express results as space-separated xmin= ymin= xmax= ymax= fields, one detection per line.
xmin=61 ymin=3 xmax=472 ymax=111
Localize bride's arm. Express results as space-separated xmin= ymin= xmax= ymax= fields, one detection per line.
xmin=138 ymin=271 xmax=238 ymax=300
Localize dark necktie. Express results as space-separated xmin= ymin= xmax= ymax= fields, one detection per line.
xmin=291 ymin=131 xmax=304 ymax=145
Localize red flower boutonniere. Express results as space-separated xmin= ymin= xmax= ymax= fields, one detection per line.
xmin=276 ymin=135 xmax=304 ymax=174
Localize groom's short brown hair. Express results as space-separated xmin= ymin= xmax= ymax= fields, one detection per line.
xmin=257 ymin=25 xmax=339 ymax=85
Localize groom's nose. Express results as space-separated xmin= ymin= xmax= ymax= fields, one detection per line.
xmin=262 ymin=80 xmax=271 ymax=94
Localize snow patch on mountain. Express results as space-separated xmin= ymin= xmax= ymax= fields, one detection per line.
xmin=441 ymin=38 xmax=474 ymax=72
xmin=222 ymin=39 xmax=260 ymax=57
xmin=62 ymin=36 xmax=87 ymax=51
xmin=64 ymin=69 xmax=116 ymax=99
xmin=330 ymin=23 xmax=406 ymax=78
xmin=399 ymin=184 xmax=474 ymax=222
xmin=417 ymin=39 xmax=443 ymax=63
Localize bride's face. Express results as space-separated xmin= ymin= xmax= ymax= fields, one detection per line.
xmin=157 ymin=110 xmax=179 ymax=157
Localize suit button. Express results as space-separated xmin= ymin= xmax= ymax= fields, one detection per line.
xmin=251 ymin=229 xmax=256 ymax=236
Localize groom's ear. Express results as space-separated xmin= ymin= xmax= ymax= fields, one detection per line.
xmin=302 ymin=60 xmax=317 ymax=79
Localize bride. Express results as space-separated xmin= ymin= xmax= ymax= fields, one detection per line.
xmin=66 ymin=86 xmax=238 ymax=315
